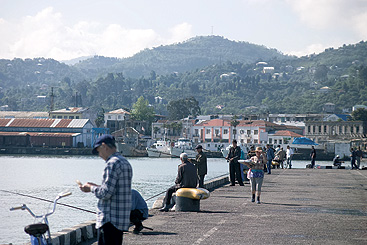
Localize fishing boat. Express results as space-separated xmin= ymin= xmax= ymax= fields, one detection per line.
xmin=147 ymin=140 xmax=171 ymax=158
xmin=114 ymin=127 xmax=148 ymax=157
xmin=170 ymin=138 xmax=196 ymax=158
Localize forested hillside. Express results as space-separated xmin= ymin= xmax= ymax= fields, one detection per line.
xmin=74 ymin=36 xmax=286 ymax=78
xmin=0 ymin=36 xmax=366 ymax=117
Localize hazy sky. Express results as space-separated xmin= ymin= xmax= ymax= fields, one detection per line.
xmin=0 ymin=0 xmax=366 ymax=61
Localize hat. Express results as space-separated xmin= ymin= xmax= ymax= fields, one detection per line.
xmin=195 ymin=145 xmax=203 ymax=149
xmin=255 ymin=147 xmax=263 ymax=152
xmin=336 ymin=155 xmax=340 ymax=158
xmin=92 ymin=134 xmax=115 ymax=155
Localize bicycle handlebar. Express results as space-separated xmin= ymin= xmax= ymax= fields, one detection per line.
xmin=58 ymin=192 xmax=72 ymax=198
xmin=10 ymin=205 xmax=25 ymax=211
xmin=10 ymin=191 xmax=72 ymax=218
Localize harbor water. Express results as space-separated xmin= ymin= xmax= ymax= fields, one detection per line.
xmin=0 ymin=155 xmax=339 ymax=244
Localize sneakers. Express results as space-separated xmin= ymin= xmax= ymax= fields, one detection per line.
xmin=256 ymin=200 xmax=261 ymax=204
xmin=251 ymin=198 xmax=255 ymax=202
xmin=133 ymin=225 xmax=143 ymax=234
xmin=159 ymin=204 xmax=169 ymax=212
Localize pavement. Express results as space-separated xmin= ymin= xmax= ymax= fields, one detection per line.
xmin=87 ymin=168 xmax=367 ymax=245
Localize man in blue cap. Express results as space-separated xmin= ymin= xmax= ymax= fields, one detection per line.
xmin=80 ymin=134 xmax=132 ymax=244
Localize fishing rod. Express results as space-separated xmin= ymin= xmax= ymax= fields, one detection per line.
xmin=1 ymin=189 xmax=96 ymax=214
xmin=143 ymin=173 xmax=229 ymax=202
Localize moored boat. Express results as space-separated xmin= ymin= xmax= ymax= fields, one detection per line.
xmin=147 ymin=140 xmax=171 ymax=158
xmin=170 ymin=138 xmax=196 ymax=158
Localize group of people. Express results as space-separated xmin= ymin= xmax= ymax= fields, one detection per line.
xmin=333 ymin=147 xmax=363 ymax=169
xmin=78 ymin=134 xmax=364 ymax=244
xmin=79 ymin=134 xmax=209 ymax=244
xmin=224 ymin=140 xmax=308 ymax=204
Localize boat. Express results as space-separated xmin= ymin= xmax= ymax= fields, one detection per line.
xmin=117 ymin=141 xmax=147 ymax=157
xmin=113 ymin=127 xmax=148 ymax=157
xmin=147 ymin=140 xmax=171 ymax=158
xmin=170 ymin=138 xmax=196 ymax=158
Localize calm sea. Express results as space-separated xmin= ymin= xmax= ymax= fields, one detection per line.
xmin=0 ymin=155 xmax=337 ymax=244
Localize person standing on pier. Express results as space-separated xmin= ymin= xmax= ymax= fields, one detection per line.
xmin=160 ymin=153 xmax=198 ymax=212
xmin=310 ymin=146 xmax=317 ymax=168
xmin=356 ymin=146 xmax=363 ymax=169
xmin=286 ymin=145 xmax=294 ymax=169
xmin=225 ymin=139 xmax=244 ymax=186
xmin=189 ymin=144 xmax=207 ymax=188
xmin=243 ymin=147 xmax=267 ymax=204
xmin=266 ymin=144 xmax=275 ymax=174
xmin=80 ymin=134 xmax=132 ymax=245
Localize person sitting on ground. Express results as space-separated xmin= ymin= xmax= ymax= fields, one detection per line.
xmin=160 ymin=153 xmax=198 ymax=212
xmin=333 ymin=155 xmax=344 ymax=169
xmin=130 ymin=189 xmax=149 ymax=234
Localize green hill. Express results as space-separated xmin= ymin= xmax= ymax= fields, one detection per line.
xmin=0 ymin=37 xmax=366 ymax=117
xmin=74 ymin=35 xmax=287 ymax=78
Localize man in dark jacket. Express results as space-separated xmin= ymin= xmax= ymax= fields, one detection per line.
xmin=266 ymin=144 xmax=275 ymax=174
xmin=160 ymin=153 xmax=198 ymax=212
xmin=226 ymin=140 xmax=244 ymax=186
xmin=189 ymin=144 xmax=208 ymax=188
xmin=310 ymin=146 xmax=317 ymax=168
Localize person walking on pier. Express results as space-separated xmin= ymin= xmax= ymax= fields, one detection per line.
xmin=286 ymin=145 xmax=294 ymax=169
xmin=160 ymin=153 xmax=198 ymax=212
xmin=225 ymin=139 xmax=244 ymax=186
xmin=350 ymin=147 xmax=358 ymax=169
xmin=189 ymin=144 xmax=208 ymax=188
xmin=243 ymin=147 xmax=267 ymax=204
xmin=80 ymin=134 xmax=132 ymax=245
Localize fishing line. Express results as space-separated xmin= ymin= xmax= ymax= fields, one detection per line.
xmin=1 ymin=189 xmax=96 ymax=214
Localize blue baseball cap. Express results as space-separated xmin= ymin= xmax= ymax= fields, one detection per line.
xmin=92 ymin=134 xmax=115 ymax=154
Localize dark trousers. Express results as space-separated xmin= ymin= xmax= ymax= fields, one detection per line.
xmin=351 ymin=159 xmax=358 ymax=169
xmin=311 ymin=158 xmax=316 ymax=168
xmin=130 ymin=209 xmax=145 ymax=228
xmin=198 ymin=175 xmax=205 ymax=188
xmin=229 ymin=161 xmax=244 ymax=185
xmin=97 ymin=222 xmax=123 ymax=245
xmin=267 ymin=159 xmax=272 ymax=174
xmin=163 ymin=185 xmax=178 ymax=205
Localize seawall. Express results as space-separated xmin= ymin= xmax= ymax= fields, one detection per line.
xmin=49 ymin=175 xmax=230 ymax=245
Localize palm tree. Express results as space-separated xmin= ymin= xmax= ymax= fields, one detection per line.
xmin=230 ymin=115 xmax=240 ymax=141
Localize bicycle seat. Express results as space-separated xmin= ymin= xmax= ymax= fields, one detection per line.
xmin=24 ymin=223 xmax=49 ymax=236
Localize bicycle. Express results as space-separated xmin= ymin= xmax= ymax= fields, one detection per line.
xmin=10 ymin=191 xmax=72 ymax=245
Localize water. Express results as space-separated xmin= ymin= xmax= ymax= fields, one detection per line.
xmin=0 ymin=155 xmax=229 ymax=244
xmin=0 ymin=155 xmax=350 ymax=244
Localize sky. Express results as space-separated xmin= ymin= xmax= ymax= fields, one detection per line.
xmin=0 ymin=0 xmax=366 ymax=61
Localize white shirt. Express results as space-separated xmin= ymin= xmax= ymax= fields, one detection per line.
xmin=286 ymin=148 xmax=294 ymax=158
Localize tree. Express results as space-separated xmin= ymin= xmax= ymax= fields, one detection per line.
xmin=314 ymin=65 xmax=328 ymax=81
xmin=167 ymin=97 xmax=201 ymax=120
xmin=131 ymin=96 xmax=155 ymax=122
xmin=95 ymin=108 xmax=105 ymax=127
xmin=351 ymin=108 xmax=367 ymax=121
xmin=230 ymin=115 xmax=240 ymax=140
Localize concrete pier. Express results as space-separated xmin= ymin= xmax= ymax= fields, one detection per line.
xmin=59 ymin=168 xmax=367 ymax=244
